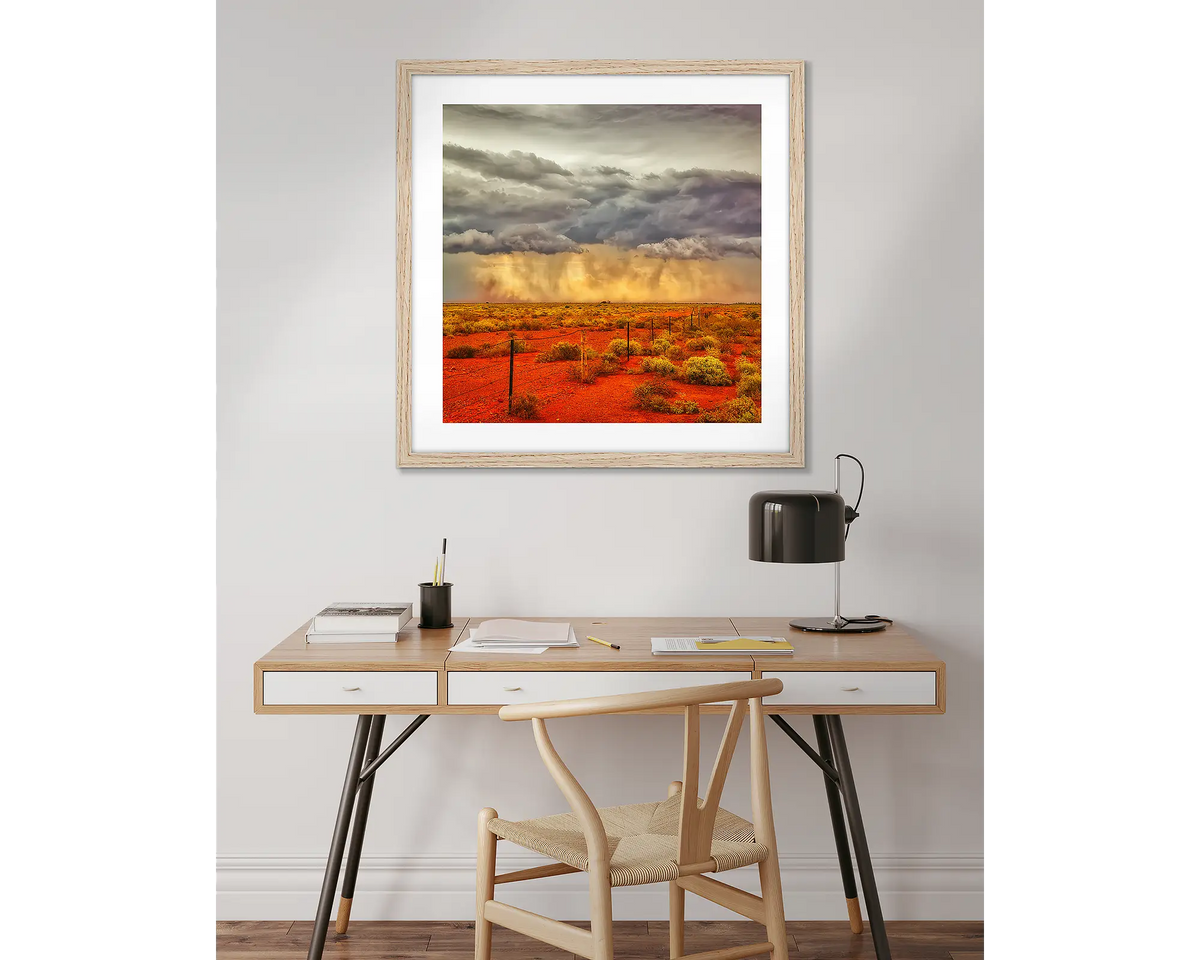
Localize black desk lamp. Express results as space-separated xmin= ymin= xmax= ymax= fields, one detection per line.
xmin=749 ymin=453 xmax=889 ymax=633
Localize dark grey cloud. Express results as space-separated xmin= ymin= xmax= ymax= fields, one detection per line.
xmin=444 ymin=160 xmax=760 ymax=258
xmin=570 ymin=168 xmax=762 ymax=246
xmin=443 ymin=224 xmax=583 ymax=255
xmin=636 ymin=236 xmax=761 ymax=260
xmin=442 ymin=104 xmax=761 ymax=259
xmin=445 ymin=103 xmax=761 ymax=180
xmin=443 ymin=143 xmax=572 ymax=184
xmin=442 ymin=172 xmax=591 ymax=235
xmin=444 ymin=104 xmax=760 ymax=138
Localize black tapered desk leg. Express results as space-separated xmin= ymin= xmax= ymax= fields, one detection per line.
xmin=336 ymin=715 xmax=386 ymax=935
xmin=307 ymin=715 xmax=372 ymax=960
xmin=825 ymin=715 xmax=892 ymax=960
xmin=812 ymin=716 xmax=863 ymax=934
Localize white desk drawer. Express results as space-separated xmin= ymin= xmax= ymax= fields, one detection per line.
xmin=262 ymin=671 xmax=438 ymax=706
xmin=448 ymin=671 xmax=752 ymax=706
xmin=763 ymin=671 xmax=937 ymax=706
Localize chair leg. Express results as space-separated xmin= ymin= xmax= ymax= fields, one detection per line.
xmin=749 ymin=700 xmax=789 ymax=960
xmin=589 ymin=864 xmax=615 ymax=960
xmin=667 ymin=780 xmax=684 ymax=958
xmin=476 ymin=808 xmax=498 ymax=960
xmin=668 ymin=881 xmax=685 ymax=959
xmin=757 ymin=848 xmax=789 ymax=960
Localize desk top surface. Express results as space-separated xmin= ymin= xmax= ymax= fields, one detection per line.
xmin=255 ymin=616 xmax=943 ymax=672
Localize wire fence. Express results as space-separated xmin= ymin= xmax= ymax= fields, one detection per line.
xmin=441 ymin=327 xmax=664 ymax=407
xmin=441 ymin=312 xmax=731 ymax=411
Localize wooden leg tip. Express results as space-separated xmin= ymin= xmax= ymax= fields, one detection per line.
xmin=335 ymin=896 xmax=352 ymax=934
xmin=846 ymin=897 xmax=863 ymax=934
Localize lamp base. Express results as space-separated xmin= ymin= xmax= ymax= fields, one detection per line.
xmin=789 ymin=616 xmax=889 ymax=634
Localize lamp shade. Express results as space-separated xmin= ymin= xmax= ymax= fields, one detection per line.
xmin=748 ymin=490 xmax=846 ymax=563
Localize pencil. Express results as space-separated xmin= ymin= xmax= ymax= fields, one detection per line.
xmin=586 ymin=635 xmax=620 ymax=650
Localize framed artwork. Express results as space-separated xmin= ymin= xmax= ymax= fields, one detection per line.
xmin=396 ymin=60 xmax=804 ymax=467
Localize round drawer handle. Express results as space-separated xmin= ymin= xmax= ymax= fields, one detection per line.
xmin=503 ymin=686 xmax=522 ymax=692
xmin=841 ymin=686 xmax=861 ymax=692
xmin=342 ymin=686 xmax=362 ymax=692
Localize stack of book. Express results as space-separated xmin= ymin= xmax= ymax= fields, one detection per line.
xmin=305 ymin=603 xmax=413 ymax=643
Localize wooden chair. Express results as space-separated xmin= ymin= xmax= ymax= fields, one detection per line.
xmin=475 ymin=678 xmax=787 ymax=960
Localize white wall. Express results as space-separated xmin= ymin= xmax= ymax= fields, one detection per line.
xmin=217 ymin=0 xmax=982 ymax=920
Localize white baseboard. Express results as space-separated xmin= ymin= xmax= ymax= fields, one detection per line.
xmin=217 ymin=852 xmax=982 ymax=921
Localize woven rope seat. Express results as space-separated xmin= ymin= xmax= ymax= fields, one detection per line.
xmin=487 ymin=792 xmax=768 ymax=887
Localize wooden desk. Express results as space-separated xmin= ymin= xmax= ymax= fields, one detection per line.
xmin=255 ymin=616 xmax=945 ymax=716
xmin=254 ymin=617 xmax=945 ymax=960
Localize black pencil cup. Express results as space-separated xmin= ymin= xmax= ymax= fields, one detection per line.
xmin=418 ymin=582 xmax=453 ymax=629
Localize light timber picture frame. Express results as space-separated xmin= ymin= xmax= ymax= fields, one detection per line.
xmin=397 ymin=59 xmax=804 ymax=467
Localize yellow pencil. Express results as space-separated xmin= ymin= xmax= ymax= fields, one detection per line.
xmin=586 ymin=635 xmax=620 ymax=650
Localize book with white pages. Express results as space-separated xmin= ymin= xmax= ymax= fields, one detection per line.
xmin=305 ymin=630 xmax=402 ymax=644
xmin=470 ymin=619 xmax=579 ymax=646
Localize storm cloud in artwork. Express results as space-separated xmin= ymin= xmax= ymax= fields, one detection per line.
xmin=442 ymin=105 xmax=762 ymax=302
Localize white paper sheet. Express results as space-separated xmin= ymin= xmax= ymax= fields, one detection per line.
xmin=449 ymin=639 xmax=549 ymax=654
xmin=460 ymin=625 xmax=579 ymax=648
xmin=474 ymin=619 xmax=575 ymax=643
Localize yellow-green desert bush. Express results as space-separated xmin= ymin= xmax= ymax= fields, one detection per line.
xmin=445 ymin=344 xmax=476 ymax=359
xmin=737 ymin=373 xmax=761 ymax=401
xmin=509 ymin=393 xmax=542 ymax=419
xmin=685 ymin=335 xmax=719 ymax=352
xmin=607 ymin=337 xmax=644 ymax=358
xmin=632 ymin=382 xmax=699 ymax=415
xmin=699 ymin=397 xmax=760 ymax=422
xmin=537 ymin=341 xmax=596 ymax=362
xmin=640 ymin=356 xmax=677 ymax=376
xmin=633 ymin=382 xmax=671 ymax=409
xmin=682 ymin=356 xmax=733 ymax=386
xmin=477 ymin=339 xmax=533 ymax=358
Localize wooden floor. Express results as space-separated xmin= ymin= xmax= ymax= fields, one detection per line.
xmin=217 ymin=921 xmax=983 ymax=960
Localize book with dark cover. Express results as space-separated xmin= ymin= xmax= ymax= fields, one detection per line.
xmin=309 ymin=602 xmax=413 ymax=635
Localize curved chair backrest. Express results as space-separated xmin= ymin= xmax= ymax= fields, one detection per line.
xmin=500 ymin=678 xmax=784 ymax=873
